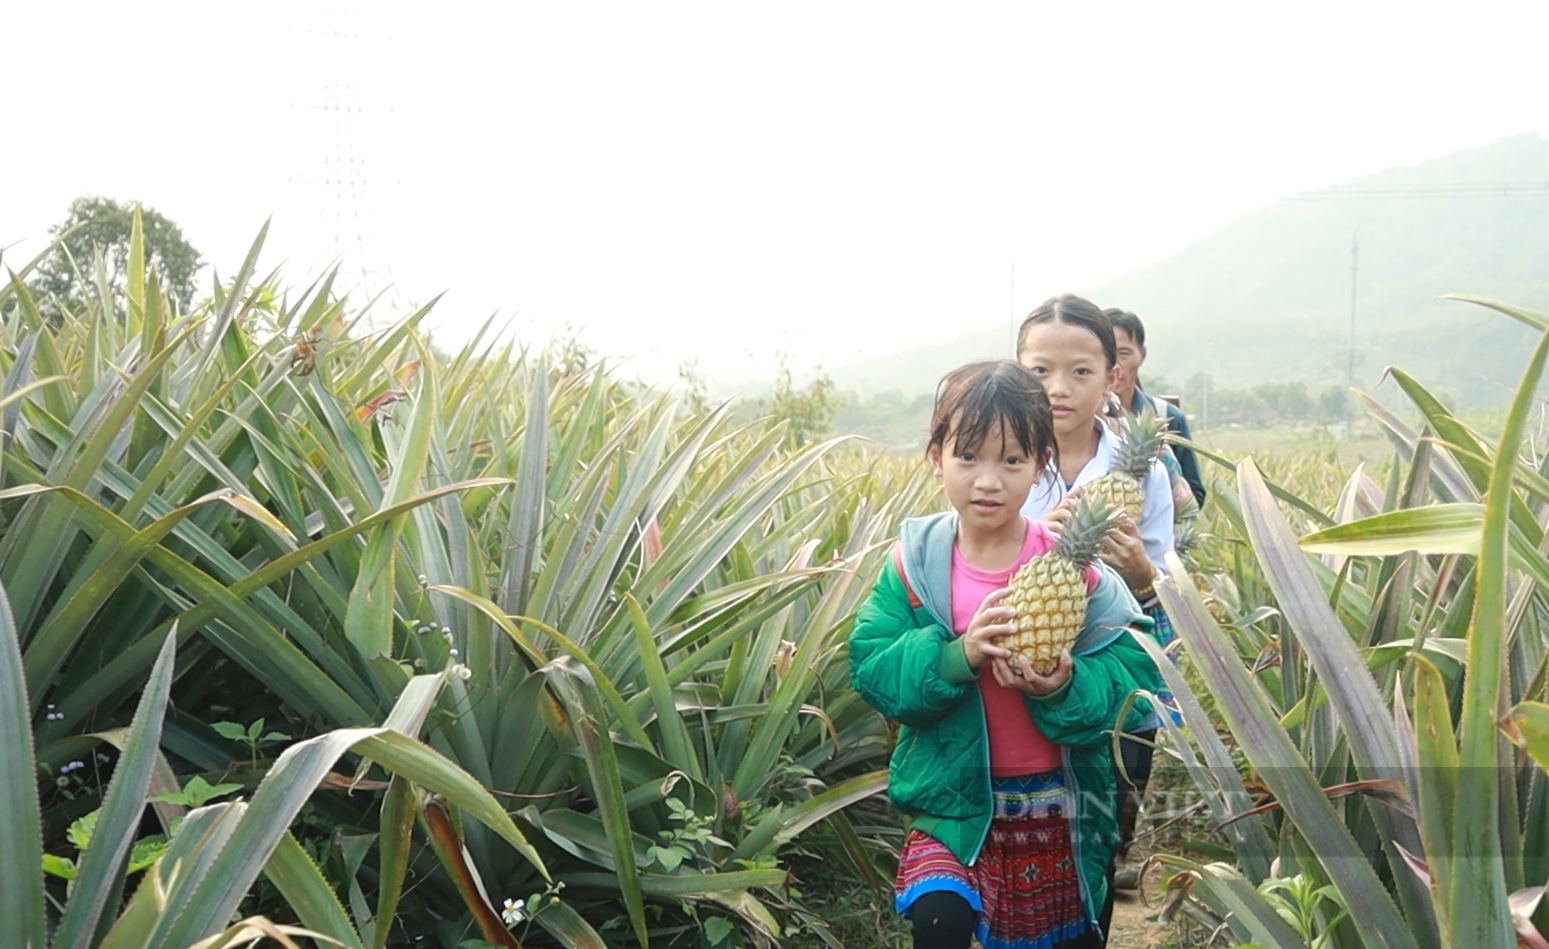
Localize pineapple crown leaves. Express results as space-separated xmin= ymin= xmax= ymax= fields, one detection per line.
xmin=1173 ymin=516 xmax=1206 ymax=559
xmin=1112 ymin=407 xmax=1169 ymax=479
xmin=1051 ymin=494 xmax=1123 ymax=567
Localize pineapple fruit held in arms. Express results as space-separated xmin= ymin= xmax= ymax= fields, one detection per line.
xmin=1001 ymin=496 xmax=1121 ymax=675
xmin=1084 ymin=408 xmax=1168 ymax=522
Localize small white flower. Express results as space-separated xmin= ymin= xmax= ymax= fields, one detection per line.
xmin=501 ymin=897 xmax=526 ymax=926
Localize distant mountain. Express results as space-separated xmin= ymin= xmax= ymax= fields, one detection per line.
xmin=830 ymin=133 xmax=1549 ymax=409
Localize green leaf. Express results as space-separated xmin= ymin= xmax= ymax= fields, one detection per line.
xmin=1127 ymin=635 xmax=1275 ymax=882
xmin=1299 ymin=503 xmax=1483 ymax=556
xmin=626 ymin=594 xmax=698 ymax=781
xmin=148 ymin=776 xmax=244 ymax=808
xmin=55 ymin=629 xmax=179 ymax=949
xmin=350 ymin=729 xmax=548 ymax=876
xmin=68 ymin=809 xmax=100 ymax=851
xmin=212 ymin=721 xmax=248 ymax=742
xmin=373 ymin=775 xmax=415 ymax=949
xmin=1413 ymin=656 xmax=1459 ymax=938
xmin=263 ymin=831 xmax=366 ymax=949
xmin=531 ymin=900 xmax=609 ymax=949
xmin=147 ymin=726 xmax=546 ymax=949
xmin=43 ymin=853 xmax=77 ymax=880
xmin=1506 ymin=702 xmax=1549 ymax=775
xmin=1185 ymin=861 xmax=1312 ymax=949
xmin=1447 ymin=321 xmax=1549 ymax=947
xmin=704 ymin=916 xmax=735 ymax=945
xmin=1439 ymin=294 xmax=1549 ymax=332
xmin=542 ymin=660 xmax=649 ymax=946
xmin=0 ymin=325 xmax=193 ymax=633
xmin=770 ymin=770 xmax=887 ymax=848
xmin=1237 ymin=461 xmax=1433 ymax=934
xmin=127 ymin=837 xmax=167 ymax=873
xmin=564 ymin=868 xmax=786 ymax=898
xmin=1158 ymin=554 xmax=1419 ymax=949
xmin=198 ymin=219 xmax=268 ymax=377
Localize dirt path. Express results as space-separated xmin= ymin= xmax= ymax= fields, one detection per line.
xmin=1106 ymin=856 xmax=1176 ymax=948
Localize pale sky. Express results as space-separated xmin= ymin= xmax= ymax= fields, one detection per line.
xmin=5 ymin=1 xmax=1547 ymax=390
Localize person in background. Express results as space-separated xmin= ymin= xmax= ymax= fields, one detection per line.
xmin=1018 ymin=297 xmax=1173 ymax=895
xmin=1104 ymin=309 xmax=1206 ymax=508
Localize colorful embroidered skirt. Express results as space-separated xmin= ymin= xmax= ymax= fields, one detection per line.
xmin=895 ymin=772 xmax=1090 ymax=949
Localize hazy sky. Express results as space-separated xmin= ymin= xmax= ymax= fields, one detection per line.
xmin=5 ymin=1 xmax=1547 ymax=389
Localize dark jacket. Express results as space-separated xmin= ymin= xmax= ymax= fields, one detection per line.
xmin=1130 ymin=388 xmax=1205 ymax=506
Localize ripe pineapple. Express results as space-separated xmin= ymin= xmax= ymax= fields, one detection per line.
xmin=1001 ymin=497 xmax=1119 ymax=674
xmin=1085 ymin=408 xmax=1168 ymax=522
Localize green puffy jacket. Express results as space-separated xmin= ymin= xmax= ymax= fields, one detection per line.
xmin=848 ymin=512 xmax=1163 ymax=929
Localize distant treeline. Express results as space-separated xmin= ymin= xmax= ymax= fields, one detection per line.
xmin=829 ymin=377 xmax=1356 ymax=449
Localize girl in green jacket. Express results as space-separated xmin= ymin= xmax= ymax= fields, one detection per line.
xmin=849 ymin=359 xmax=1162 ymax=949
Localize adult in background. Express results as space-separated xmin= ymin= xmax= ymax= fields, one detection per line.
xmin=1104 ymin=309 xmax=1206 ymax=508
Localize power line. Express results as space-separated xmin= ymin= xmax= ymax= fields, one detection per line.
xmin=1291 ymin=180 xmax=1549 ymax=199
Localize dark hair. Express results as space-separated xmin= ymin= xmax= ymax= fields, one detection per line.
xmin=1016 ymin=294 xmax=1117 ymax=369
xmin=926 ymin=360 xmax=1054 ymax=465
xmin=1103 ymin=308 xmax=1146 ymax=349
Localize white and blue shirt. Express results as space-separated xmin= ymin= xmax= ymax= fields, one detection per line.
xmin=1019 ymin=421 xmax=1175 ymax=574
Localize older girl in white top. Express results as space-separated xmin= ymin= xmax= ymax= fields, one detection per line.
xmin=1015 ymin=294 xmax=1177 ymax=903
xmin=1015 ymin=294 xmax=1173 ymax=591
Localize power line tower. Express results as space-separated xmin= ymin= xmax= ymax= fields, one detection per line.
xmin=289 ymin=5 xmax=400 ymax=314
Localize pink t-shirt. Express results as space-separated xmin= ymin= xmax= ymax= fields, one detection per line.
xmin=950 ymin=519 xmax=1102 ymax=777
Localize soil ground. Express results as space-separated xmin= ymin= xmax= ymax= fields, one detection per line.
xmin=1106 ymin=855 xmax=1175 ymax=948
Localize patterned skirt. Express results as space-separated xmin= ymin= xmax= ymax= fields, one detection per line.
xmin=895 ymin=771 xmax=1090 ymax=949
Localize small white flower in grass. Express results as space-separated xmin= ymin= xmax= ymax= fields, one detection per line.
xmin=501 ymin=897 xmax=526 ymax=926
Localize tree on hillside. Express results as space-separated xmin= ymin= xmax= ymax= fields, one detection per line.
xmin=28 ymin=196 xmax=203 ymax=319
xmin=768 ymin=365 xmax=840 ymax=449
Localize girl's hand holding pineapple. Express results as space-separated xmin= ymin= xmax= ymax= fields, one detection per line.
xmin=960 ymin=587 xmax=1016 ymax=672
xmin=961 ymin=589 xmax=1076 ymax=695
xmin=1098 ymin=516 xmax=1155 ymax=592
xmin=1045 ymin=487 xmax=1156 ymax=595
xmin=991 ymin=648 xmax=1074 ymax=697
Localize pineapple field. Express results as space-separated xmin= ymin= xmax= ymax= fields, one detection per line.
xmin=2 ymin=214 xmax=1548 ymax=949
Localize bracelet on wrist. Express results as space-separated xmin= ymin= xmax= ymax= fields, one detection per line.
xmin=1131 ymin=583 xmax=1156 ymax=602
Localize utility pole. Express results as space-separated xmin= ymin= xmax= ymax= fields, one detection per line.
xmin=1008 ymin=262 xmax=1016 ymax=356
xmin=1347 ymin=230 xmax=1358 ymax=394
xmin=288 ymin=5 xmax=400 ymax=310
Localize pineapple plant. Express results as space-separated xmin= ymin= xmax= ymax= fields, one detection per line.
xmin=1001 ymin=496 xmax=1119 ymax=674
xmin=1172 ymin=514 xmax=1203 ymax=561
xmin=1085 ymin=408 xmax=1169 ymax=521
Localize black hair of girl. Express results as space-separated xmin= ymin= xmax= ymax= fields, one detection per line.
xmin=1103 ymin=307 xmax=1147 ymax=350
xmin=1017 ymin=294 xmax=1117 ymax=370
xmin=926 ymin=360 xmax=1054 ymax=468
